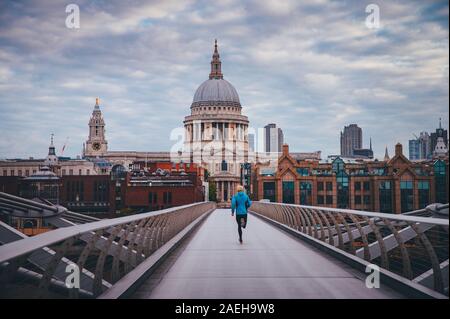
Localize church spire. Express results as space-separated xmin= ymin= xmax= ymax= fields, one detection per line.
xmin=209 ymin=39 xmax=223 ymax=79
xmin=384 ymin=146 xmax=390 ymax=161
xmin=49 ymin=133 xmax=56 ymax=156
xmin=439 ymin=117 xmax=442 ymax=129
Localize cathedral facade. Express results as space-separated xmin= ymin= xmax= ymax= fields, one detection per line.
xmin=183 ymin=40 xmax=249 ymax=205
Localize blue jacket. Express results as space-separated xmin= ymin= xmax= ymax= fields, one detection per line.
xmin=231 ymin=192 xmax=252 ymax=215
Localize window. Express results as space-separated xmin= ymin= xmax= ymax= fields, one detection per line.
xmin=282 ymin=181 xmax=295 ymax=204
xmin=263 ymin=182 xmax=276 ymax=202
xmin=326 ymin=182 xmax=333 ymax=191
xmin=87 ymin=169 xmax=90 ymax=175
xmin=296 ymin=168 xmax=309 ymax=176
xmin=163 ymin=192 xmax=172 ymax=205
xmin=400 ymin=181 xmax=413 ymax=188
xmin=355 ymin=182 xmax=361 ymax=191
xmin=94 ymin=181 xmax=108 ymax=202
xmin=25 ymin=170 xmax=29 ymax=176
xmin=372 ymin=168 xmax=386 ymax=176
xmin=336 ymin=171 xmax=349 ymax=208
xmin=68 ymin=181 xmax=84 ymax=202
xmin=317 ymin=195 xmax=324 ymax=205
xmin=434 ymin=160 xmax=447 ymax=204
xmin=18 ymin=170 xmax=22 ymax=176
xmin=79 ymin=169 xmax=82 ymax=175
xmin=418 ymin=181 xmax=430 ymax=209
xmin=10 ymin=170 xmax=14 ymax=176
xmin=149 ymin=192 xmax=158 ymax=205
xmin=400 ymin=181 xmax=414 ymax=213
xmin=3 ymin=170 xmax=7 ymax=176
xmin=363 ymin=181 xmax=370 ymax=191
xmin=221 ymin=160 xmax=228 ymax=171
xmin=62 ymin=169 xmax=66 ymax=176
xmin=332 ymin=157 xmax=345 ymax=173
xmin=300 ymin=182 xmax=312 ymax=205
xmin=326 ymin=195 xmax=333 ymax=205
xmin=379 ymin=181 xmax=392 ymax=213
xmin=363 ymin=195 xmax=371 ymax=205
xmin=355 ymin=195 xmax=362 ymax=205
xmin=317 ymin=182 xmax=324 ymax=191
xmin=69 ymin=169 xmax=73 ymax=175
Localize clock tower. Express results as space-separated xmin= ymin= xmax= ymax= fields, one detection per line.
xmin=85 ymin=98 xmax=108 ymax=157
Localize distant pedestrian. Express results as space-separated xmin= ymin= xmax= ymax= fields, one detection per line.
xmin=231 ymin=185 xmax=252 ymax=244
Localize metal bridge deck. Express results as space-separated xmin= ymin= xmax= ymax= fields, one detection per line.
xmin=132 ymin=209 xmax=405 ymax=299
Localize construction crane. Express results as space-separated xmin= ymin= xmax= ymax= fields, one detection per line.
xmin=60 ymin=137 xmax=70 ymax=155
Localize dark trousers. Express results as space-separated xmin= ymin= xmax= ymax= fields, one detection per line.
xmin=236 ymin=214 xmax=248 ymax=239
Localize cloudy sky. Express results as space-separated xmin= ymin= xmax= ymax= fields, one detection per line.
xmin=0 ymin=0 xmax=448 ymax=160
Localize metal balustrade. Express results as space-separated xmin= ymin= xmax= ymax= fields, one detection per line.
xmin=0 ymin=192 xmax=67 ymax=218
xmin=0 ymin=200 xmax=215 ymax=298
xmin=250 ymin=201 xmax=449 ymax=296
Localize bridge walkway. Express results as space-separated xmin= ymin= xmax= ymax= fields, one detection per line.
xmin=132 ymin=209 xmax=404 ymax=299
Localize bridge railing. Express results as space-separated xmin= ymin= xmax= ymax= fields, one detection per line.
xmin=0 ymin=200 xmax=215 ymax=298
xmin=250 ymin=201 xmax=449 ymax=296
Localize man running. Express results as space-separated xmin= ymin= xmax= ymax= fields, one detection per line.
xmin=231 ymin=185 xmax=252 ymax=243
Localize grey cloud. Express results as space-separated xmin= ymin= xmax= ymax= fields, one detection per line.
xmin=0 ymin=0 xmax=448 ymax=160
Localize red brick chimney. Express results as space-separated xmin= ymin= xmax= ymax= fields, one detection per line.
xmin=395 ymin=143 xmax=403 ymax=156
xmin=282 ymin=144 xmax=289 ymax=156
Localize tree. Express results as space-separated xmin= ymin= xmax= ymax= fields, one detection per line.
xmin=209 ymin=181 xmax=217 ymax=202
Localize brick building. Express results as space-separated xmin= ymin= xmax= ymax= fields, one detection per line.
xmin=0 ymin=161 xmax=205 ymax=217
xmin=254 ymin=144 xmax=448 ymax=214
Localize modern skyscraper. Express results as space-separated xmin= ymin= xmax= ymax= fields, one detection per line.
xmin=409 ymin=120 xmax=448 ymax=160
xmin=264 ymin=123 xmax=284 ymax=153
xmin=409 ymin=139 xmax=421 ymax=160
xmin=248 ymin=133 xmax=255 ymax=152
xmin=340 ymin=124 xmax=362 ymax=157
xmin=419 ymin=132 xmax=432 ymax=159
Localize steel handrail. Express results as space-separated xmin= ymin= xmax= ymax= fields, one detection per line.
xmin=0 ymin=201 xmax=212 ymax=264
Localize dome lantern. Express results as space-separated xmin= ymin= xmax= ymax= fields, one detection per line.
xmin=209 ymin=39 xmax=223 ymax=80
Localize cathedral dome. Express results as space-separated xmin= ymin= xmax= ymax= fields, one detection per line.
xmin=191 ymin=40 xmax=241 ymax=107
xmin=193 ymin=78 xmax=240 ymax=104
